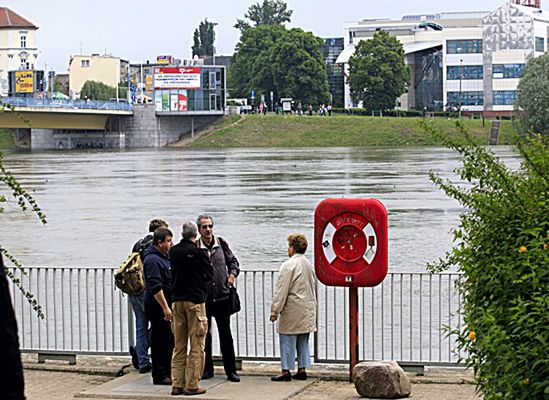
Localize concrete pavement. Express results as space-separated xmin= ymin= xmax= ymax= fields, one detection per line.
xmin=21 ymin=354 xmax=481 ymax=400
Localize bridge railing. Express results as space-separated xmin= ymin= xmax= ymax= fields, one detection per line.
xmin=8 ymin=267 xmax=464 ymax=365
xmin=1 ymin=97 xmax=132 ymax=111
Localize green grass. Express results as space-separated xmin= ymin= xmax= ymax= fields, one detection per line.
xmin=189 ymin=114 xmax=519 ymax=148
xmin=0 ymin=129 xmax=15 ymax=150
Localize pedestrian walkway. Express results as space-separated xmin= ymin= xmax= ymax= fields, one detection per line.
xmin=21 ymin=354 xmax=481 ymax=400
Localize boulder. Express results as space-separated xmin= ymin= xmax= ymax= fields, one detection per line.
xmin=353 ymin=361 xmax=411 ymax=398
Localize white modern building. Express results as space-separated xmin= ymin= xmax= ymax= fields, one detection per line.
xmin=337 ymin=0 xmax=549 ymax=115
xmin=0 ymin=7 xmax=39 ymax=96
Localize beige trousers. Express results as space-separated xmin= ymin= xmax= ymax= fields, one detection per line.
xmin=171 ymin=301 xmax=208 ymax=389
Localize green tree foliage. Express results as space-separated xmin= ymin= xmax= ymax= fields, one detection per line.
xmin=234 ymin=0 xmax=292 ymax=32
xmin=192 ymin=18 xmax=216 ymax=58
xmin=426 ymin=122 xmax=549 ymax=399
xmin=517 ymin=53 xmax=549 ymax=135
xmin=1 ymin=150 xmax=46 ymax=319
xmin=229 ymin=25 xmax=328 ymax=105
xmin=228 ymin=24 xmax=284 ymax=98
xmin=347 ymin=30 xmax=410 ymax=111
xmin=271 ymin=28 xmax=329 ymax=105
xmin=79 ymin=80 xmax=116 ymax=100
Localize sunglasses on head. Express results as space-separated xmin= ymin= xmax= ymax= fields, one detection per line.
xmin=201 ymin=224 xmax=214 ymax=229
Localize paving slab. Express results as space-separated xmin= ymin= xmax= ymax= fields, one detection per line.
xmin=76 ymin=371 xmax=310 ymax=400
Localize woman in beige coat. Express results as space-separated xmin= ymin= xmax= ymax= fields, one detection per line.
xmin=270 ymin=234 xmax=317 ymax=381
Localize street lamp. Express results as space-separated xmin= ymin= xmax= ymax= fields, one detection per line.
xmin=458 ymin=59 xmax=463 ymax=118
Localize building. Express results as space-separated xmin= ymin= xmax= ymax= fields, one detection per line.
xmin=0 ymin=7 xmax=39 ymax=95
xmin=337 ymin=0 xmax=549 ymax=115
xmin=68 ymin=54 xmax=129 ymax=99
xmin=322 ymin=38 xmax=345 ymax=108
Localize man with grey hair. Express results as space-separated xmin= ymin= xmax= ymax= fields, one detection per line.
xmin=196 ymin=214 xmax=241 ymax=383
xmin=169 ymin=221 xmax=213 ymax=396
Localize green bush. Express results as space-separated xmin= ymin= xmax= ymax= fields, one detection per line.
xmin=426 ymin=122 xmax=548 ymax=399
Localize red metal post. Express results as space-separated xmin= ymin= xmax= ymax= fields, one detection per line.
xmin=349 ymin=286 xmax=359 ymax=382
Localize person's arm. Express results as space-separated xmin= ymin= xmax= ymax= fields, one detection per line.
xmin=219 ymin=237 xmax=240 ymax=285
xmin=153 ymin=290 xmax=172 ymax=322
xmin=270 ymin=263 xmax=293 ymax=322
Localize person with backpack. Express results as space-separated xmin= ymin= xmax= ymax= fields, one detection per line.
xmin=129 ymin=219 xmax=168 ymax=374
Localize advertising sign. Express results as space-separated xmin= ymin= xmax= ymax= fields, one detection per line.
xmin=178 ymin=91 xmax=188 ymax=111
xmin=156 ymin=55 xmax=173 ymax=65
xmin=155 ymin=91 xmax=163 ymax=112
xmin=154 ymin=67 xmax=201 ymax=89
xmin=15 ymin=71 xmax=34 ymax=93
xmin=145 ymin=75 xmax=153 ymax=91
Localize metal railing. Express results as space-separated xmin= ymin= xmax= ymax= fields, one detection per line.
xmin=9 ymin=267 xmax=464 ymax=365
xmin=1 ymin=97 xmax=132 ymax=111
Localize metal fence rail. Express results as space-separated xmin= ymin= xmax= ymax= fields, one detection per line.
xmin=1 ymin=96 xmax=132 ymax=111
xmin=9 ymin=267 xmax=464 ymax=365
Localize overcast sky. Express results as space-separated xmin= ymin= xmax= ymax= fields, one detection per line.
xmin=4 ymin=0 xmax=521 ymax=72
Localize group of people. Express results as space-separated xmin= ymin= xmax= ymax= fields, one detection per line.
xmin=128 ymin=216 xmax=317 ymax=396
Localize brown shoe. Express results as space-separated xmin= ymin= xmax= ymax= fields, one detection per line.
xmin=183 ymin=387 xmax=206 ymax=396
xmin=171 ymin=387 xmax=184 ymax=395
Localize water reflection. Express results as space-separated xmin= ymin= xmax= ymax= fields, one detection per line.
xmin=0 ymin=146 xmax=519 ymax=271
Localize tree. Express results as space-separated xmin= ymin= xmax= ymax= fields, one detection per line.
xmin=228 ymin=24 xmax=285 ymax=98
xmin=79 ymin=80 xmax=116 ymax=100
xmin=271 ymin=28 xmax=330 ymax=105
xmin=426 ymin=122 xmax=549 ymax=399
xmin=234 ymin=0 xmax=292 ymax=32
xmin=347 ymin=30 xmax=410 ymax=111
xmin=192 ymin=18 xmax=216 ymax=58
xmin=517 ymin=52 xmax=549 ymax=135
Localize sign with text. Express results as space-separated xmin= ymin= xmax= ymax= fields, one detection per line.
xmin=156 ymin=55 xmax=173 ymax=65
xmin=15 ymin=70 xmax=34 ymax=93
xmin=154 ymin=67 xmax=201 ymax=90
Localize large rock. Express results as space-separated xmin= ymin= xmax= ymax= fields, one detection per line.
xmin=353 ymin=361 xmax=411 ymax=398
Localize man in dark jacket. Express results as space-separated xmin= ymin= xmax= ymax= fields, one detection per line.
xmin=169 ymin=221 xmax=213 ymax=396
xmin=129 ymin=218 xmax=168 ymax=374
xmin=0 ymin=253 xmax=25 ymax=400
xmin=196 ymin=214 xmax=241 ymax=383
xmin=143 ymin=227 xmax=174 ymax=385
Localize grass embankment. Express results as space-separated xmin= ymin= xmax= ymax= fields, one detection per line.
xmin=0 ymin=129 xmax=15 ymax=150
xmin=189 ymin=114 xmax=518 ymax=148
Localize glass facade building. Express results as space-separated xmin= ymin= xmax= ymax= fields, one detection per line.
xmin=322 ymin=38 xmax=345 ymax=108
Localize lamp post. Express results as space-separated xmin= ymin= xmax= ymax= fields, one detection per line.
xmin=458 ymin=59 xmax=463 ymax=118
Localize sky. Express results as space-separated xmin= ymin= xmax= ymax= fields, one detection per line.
xmin=4 ymin=0 xmax=518 ymax=72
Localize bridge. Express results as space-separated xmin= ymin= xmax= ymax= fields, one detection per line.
xmin=0 ymin=97 xmax=221 ymax=150
xmin=0 ymin=97 xmax=132 ymax=130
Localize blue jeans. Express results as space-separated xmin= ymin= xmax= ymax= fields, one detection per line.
xmin=279 ymin=333 xmax=311 ymax=371
xmin=129 ymin=293 xmax=150 ymax=368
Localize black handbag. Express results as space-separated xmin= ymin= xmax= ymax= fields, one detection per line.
xmin=228 ymin=286 xmax=241 ymax=314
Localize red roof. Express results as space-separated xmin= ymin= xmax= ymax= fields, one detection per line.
xmin=0 ymin=7 xmax=37 ymax=29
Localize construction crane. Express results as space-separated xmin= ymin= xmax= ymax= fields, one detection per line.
xmin=511 ymin=0 xmax=541 ymax=8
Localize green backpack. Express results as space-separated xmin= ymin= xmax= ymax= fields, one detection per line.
xmin=114 ymin=252 xmax=145 ymax=296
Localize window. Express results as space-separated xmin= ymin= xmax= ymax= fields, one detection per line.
xmin=81 ymin=59 xmax=90 ymax=68
xmin=20 ymin=31 xmax=27 ymax=48
xmin=535 ymin=37 xmax=544 ymax=52
xmin=447 ymin=65 xmax=483 ymax=80
xmin=446 ymin=39 xmax=483 ymax=54
xmin=492 ymin=64 xmax=524 ymax=79
xmin=447 ymin=91 xmax=484 ymax=106
xmin=493 ymin=90 xmax=516 ymax=105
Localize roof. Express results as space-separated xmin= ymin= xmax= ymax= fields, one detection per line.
xmin=0 ymin=7 xmax=37 ymax=29
xmin=335 ymin=41 xmax=442 ymax=64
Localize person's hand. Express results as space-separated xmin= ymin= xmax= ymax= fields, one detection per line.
xmin=163 ymin=307 xmax=173 ymax=322
xmin=270 ymin=314 xmax=277 ymax=322
xmin=227 ymin=273 xmax=236 ymax=287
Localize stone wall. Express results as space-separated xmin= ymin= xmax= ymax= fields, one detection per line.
xmin=29 ymin=105 xmax=222 ymax=150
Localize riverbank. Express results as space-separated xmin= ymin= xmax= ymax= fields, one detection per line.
xmin=187 ymin=114 xmax=518 ymax=148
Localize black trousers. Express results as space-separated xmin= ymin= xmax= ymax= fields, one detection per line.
xmin=204 ymin=299 xmax=237 ymax=376
xmin=145 ymin=301 xmax=174 ymax=383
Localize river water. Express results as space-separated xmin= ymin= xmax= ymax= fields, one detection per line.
xmin=1 ymin=146 xmax=519 ymax=272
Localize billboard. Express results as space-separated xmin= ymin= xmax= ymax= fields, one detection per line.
xmin=15 ymin=71 xmax=34 ymax=93
xmin=154 ymin=67 xmax=201 ymax=90
xmin=156 ymin=55 xmax=173 ymax=65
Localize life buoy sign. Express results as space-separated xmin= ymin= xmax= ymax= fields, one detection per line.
xmin=315 ymin=199 xmax=388 ymax=287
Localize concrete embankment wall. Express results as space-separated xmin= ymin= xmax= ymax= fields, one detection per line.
xmin=30 ymin=104 xmax=221 ymax=150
